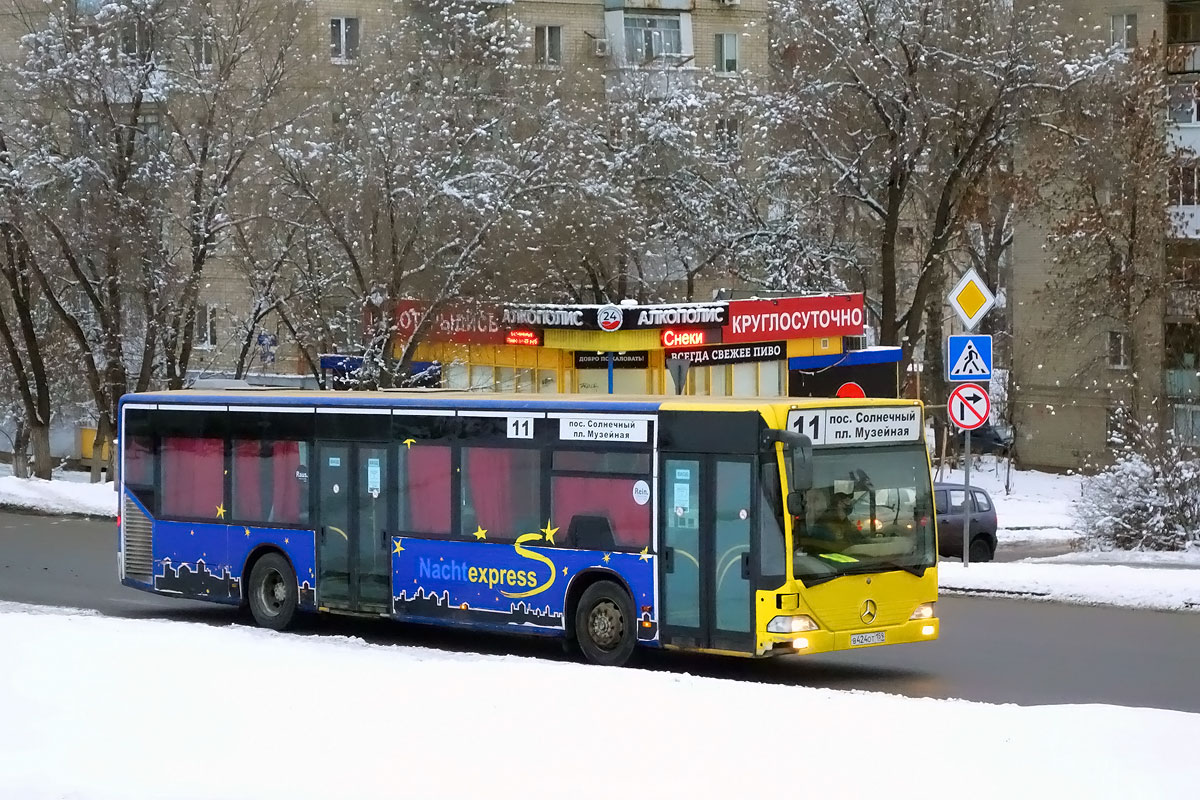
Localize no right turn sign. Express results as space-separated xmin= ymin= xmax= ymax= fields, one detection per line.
xmin=948 ymin=383 xmax=990 ymax=431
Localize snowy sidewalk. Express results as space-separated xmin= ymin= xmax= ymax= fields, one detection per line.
xmin=0 ymin=474 xmax=116 ymax=518
xmin=0 ymin=604 xmax=1195 ymax=800
xmin=939 ymin=562 xmax=1200 ymax=612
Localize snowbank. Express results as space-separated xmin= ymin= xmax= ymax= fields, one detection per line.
xmin=939 ymin=562 xmax=1200 ymax=612
xmin=0 ymin=475 xmax=116 ymax=518
xmin=0 ymin=606 xmax=1195 ymax=800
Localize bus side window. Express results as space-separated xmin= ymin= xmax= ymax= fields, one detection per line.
xmin=231 ymin=440 xmax=308 ymax=525
xmin=398 ymin=444 xmax=452 ymax=535
xmin=122 ymin=407 xmax=157 ymax=512
xmin=161 ymin=435 xmax=224 ymax=519
xmin=550 ymin=450 xmax=652 ymax=551
xmin=460 ymin=447 xmax=541 ymax=540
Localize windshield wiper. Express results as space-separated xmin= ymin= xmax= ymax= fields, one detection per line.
xmin=796 ymin=573 xmax=840 ymax=588
xmin=854 ymin=560 xmax=926 ymax=578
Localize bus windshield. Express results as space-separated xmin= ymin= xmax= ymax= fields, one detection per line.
xmin=790 ymin=444 xmax=935 ymax=584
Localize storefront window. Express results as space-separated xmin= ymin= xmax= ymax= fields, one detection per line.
xmin=759 ymin=361 xmax=783 ymax=396
xmin=444 ymin=362 xmax=468 ymax=389
xmin=710 ymin=365 xmax=728 ymax=396
xmin=469 ymin=365 xmax=494 ymax=391
xmin=732 ymin=362 xmax=757 ymax=396
xmin=537 ymin=370 xmax=557 ymax=393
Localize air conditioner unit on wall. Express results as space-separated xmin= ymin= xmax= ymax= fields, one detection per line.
xmin=593 ymin=38 xmax=609 ymax=57
xmin=719 ymin=0 xmax=741 ymax=6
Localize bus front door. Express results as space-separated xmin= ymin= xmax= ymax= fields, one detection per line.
xmin=660 ymin=456 xmax=756 ymax=653
xmin=316 ymin=442 xmax=392 ymax=614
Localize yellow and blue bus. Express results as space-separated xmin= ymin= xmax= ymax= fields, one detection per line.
xmin=117 ymin=390 xmax=938 ymax=665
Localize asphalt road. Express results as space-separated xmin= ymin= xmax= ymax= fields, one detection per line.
xmin=2 ymin=510 xmax=1198 ymax=712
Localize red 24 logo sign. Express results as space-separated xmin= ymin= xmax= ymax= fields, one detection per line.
xmin=597 ymin=305 xmax=623 ymax=332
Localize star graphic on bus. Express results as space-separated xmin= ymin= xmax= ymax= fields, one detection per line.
xmin=638 ymin=547 xmax=651 ymax=562
xmin=393 ymin=539 xmax=405 ymax=555
xmin=541 ymin=520 xmax=559 ymax=544
xmin=473 ymin=526 xmax=487 ymax=540
xmin=244 ymin=527 xmax=251 ymax=538
xmin=602 ymin=553 xmax=611 ymax=564
xmin=215 ymin=504 xmax=226 ymax=519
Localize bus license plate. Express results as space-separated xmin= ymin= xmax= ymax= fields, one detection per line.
xmin=851 ymin=632 xmax=885 ymax=646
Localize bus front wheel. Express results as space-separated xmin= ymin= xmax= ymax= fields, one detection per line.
xmin=574 ymin=581 xmax=636 ymax=667
xmin=247 ymin=553 xmax=298 ymax=631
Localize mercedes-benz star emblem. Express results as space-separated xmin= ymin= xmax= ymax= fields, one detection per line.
xmin=860 ymin=599 xmax=878 ymax=625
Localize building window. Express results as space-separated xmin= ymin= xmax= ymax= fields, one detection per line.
xmin=1108 ymin=331 xmax=1129 ymax=369
xmin=195 ymin=303 xmax=217 ymax=349
xmin=1111 ymin=13 xmax=1137 ymax=50
xmin=625 ymin=13 xmax=681 ymax=63
xmin=535 ymin=25 xmax=562 ymax=67
xmin=1169 ymin=84 xmax=1198 ymax=124
xmin=1168 ymin=9 xmax=1200 ymax=44
xmin=193 ymin=32 xmax=215 ymax=69
xmin=1170 ymin=164 xmax=1199 ymax=205
xmin=715 ymin=33 xmax=738 ymax=73
xmin=136 ymin=112 xmax=162 ymax=151
xmin=121 ymin=19 xmax=151 ymax=57
xmin=1106 ymin=408 xmax=1126 ymax=448
xmin=1173 ymin=404 xmax=1200 ymax=444
xmin=330 ymin=17 xmax=359 ymax=61
xmin=716 ymin=117 xmax=739 ymax=154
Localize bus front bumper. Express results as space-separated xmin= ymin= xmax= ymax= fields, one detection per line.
xmin=759 ymin=617 xmax=940 ymax=656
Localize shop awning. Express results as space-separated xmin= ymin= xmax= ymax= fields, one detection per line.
xmin=788 ymin=346 xmax=902 ymax=371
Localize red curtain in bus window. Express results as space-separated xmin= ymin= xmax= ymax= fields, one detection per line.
xmin=407 ymin=445 xmax=451 ymax=533
xmin=270 ymin=441 xmax=304 ymax=524
xmin=233 ymin=441 xmax=265 ymax=521
xmin=552 ymin=476 xmax=650 ymax=549
xmin=161 ymin=436 xmax=224 ymax=518
xmin=466 ymin=448 xmax=516 ymax=532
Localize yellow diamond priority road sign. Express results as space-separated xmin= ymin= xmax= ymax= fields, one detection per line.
xmin=947 ymin=269 xmax=996 ymax=331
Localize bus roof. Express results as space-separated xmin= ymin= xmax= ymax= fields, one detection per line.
xmin=122 ymin=389 xmax=923 ymax=416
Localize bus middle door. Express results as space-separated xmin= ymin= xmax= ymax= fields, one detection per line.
xmin=659 ymin=454 xmax=757 ymax=654
xmin=316 ymin=433 xmax=392 ymax=614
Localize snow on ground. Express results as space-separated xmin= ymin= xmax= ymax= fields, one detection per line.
xmin=936 ymin=456 xmax=1082 ymax=542
xmin=0 ymin=473 xmax=116 ymax=518
xmin=0 ymin=604 xmax=1195 ymax=800
xmin=939 ymin=562 xmax=1200 ymax=612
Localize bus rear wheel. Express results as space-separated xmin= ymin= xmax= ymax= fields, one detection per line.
xmin=574 ymin=581 xmax=636 ymax=667
xmin=247 ymin=553 xmax=298 ymax=631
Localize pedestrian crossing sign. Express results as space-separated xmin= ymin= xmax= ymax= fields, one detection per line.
xmin=947 ymin=335 xmax=992 ymax=381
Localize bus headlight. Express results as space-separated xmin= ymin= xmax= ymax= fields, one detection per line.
xmin=767 ymin=615 xmax=819 ymax=633
xmin=909 ymin=602 xmax=936 ymax=620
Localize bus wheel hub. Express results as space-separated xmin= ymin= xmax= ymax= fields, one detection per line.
xmin=589 ymin=601 xmax=623 ymax=649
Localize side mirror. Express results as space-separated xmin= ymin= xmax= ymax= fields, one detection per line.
xmin=786 ymin=490 xmax=806 ymax=519
xmin=790 ymin=445 xmax=813 ymax=492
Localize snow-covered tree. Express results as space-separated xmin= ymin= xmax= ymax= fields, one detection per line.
xmin=0 ymin=0 xmax=305 ymax=477
xmin=771 ymin=0 xmax=1083 ymax=383
xmin=1079 ymin=414 xmax=1200 ymax=551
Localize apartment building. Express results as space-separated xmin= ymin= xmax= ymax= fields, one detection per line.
xmin=0 ymin=0 xmax=771 ymax=388
xmin=1011 ymin=1 xmax=1200 ymax=469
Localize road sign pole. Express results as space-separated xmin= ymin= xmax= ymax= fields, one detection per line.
xmin=964 ymin=428 xmax=971 ymax=568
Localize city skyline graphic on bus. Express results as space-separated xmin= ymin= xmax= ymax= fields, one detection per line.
xmin=145 ymin=512 xmax=318 ymax=611
xmin=392 ymin=534 xmax=657 ymax=639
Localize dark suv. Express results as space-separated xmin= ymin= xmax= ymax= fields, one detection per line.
xmin=934 ymin=483 xmax=998 ymax=562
